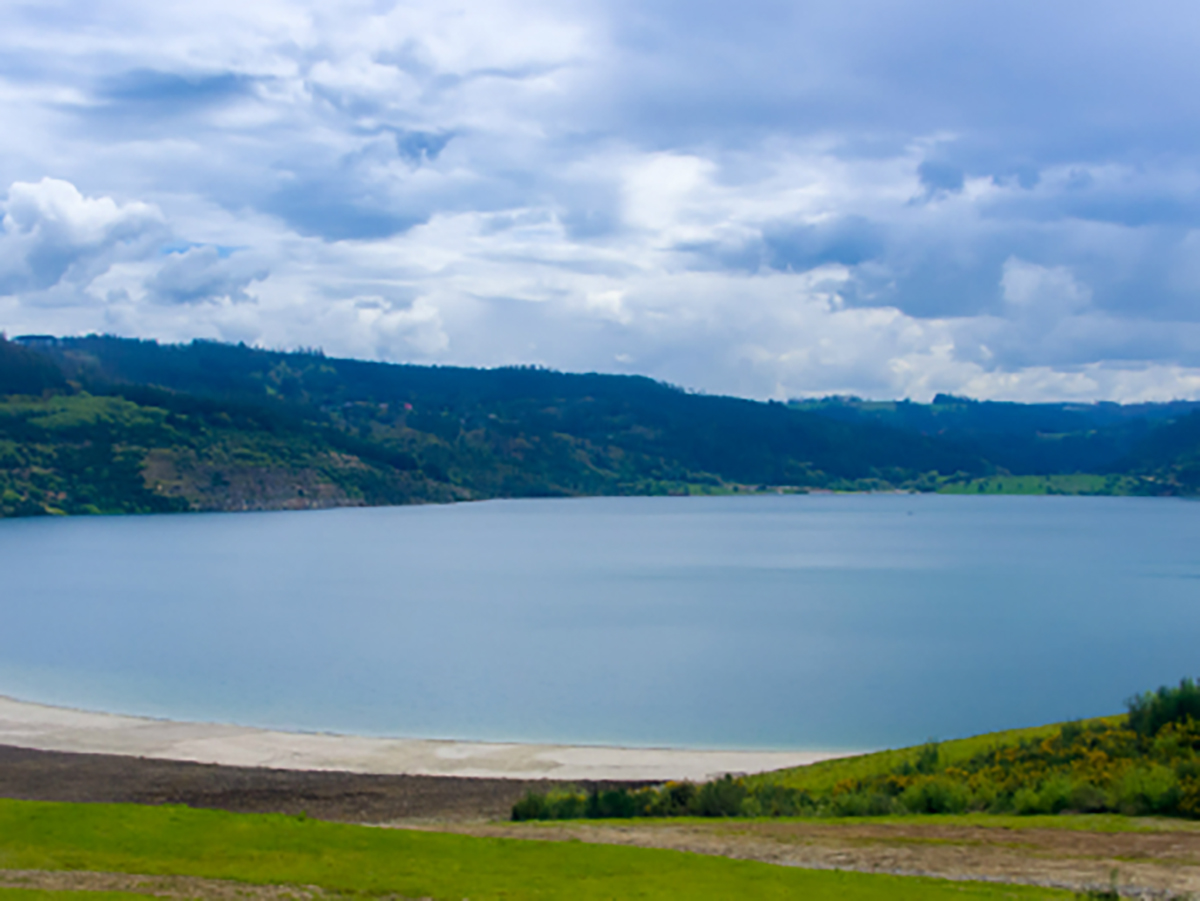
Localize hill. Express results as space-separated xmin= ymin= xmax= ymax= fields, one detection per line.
xmin=790 ymin=394 xmax=1200 ymax=477
xmin=1113 ymin=409 xmax=1200 ymax=493
xmin=513 ymin=679 xmax=1200 ymax=822
xmin=1 ymin=335 xmax=991 ymax=516
xmin=5 ymin=334 xmax=1200 ymax=516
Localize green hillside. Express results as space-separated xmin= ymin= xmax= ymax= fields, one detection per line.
xmin=0 ymin=335 xmax=992 ymax=516
xmin=513 ymin=680 xmax=1200 ymax=822
xmin=791 ymin=394 xmax=1200 ymax=480
xmin=4 ymin=333 xmax=1200 ymax=517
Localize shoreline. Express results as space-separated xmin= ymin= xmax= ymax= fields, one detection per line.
xmin=0 ymin=696 xmax=853 ymax=782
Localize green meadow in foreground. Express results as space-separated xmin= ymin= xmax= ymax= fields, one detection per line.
xmin=0 ymin=798 xmax=1070 ymax=901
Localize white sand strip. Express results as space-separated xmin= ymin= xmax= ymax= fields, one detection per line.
xmin=0 ymin=696 xmax=852 ymax=782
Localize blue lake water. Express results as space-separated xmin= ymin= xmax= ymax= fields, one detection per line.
xmin=1 ymin=494 xmax=1198 ymax=751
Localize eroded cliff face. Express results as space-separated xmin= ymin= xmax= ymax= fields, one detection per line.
xmin=141 ymin=447 xmax=365 ymax=512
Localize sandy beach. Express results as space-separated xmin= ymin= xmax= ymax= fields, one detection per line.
xmin=0 ymin=696 xmax=850 ymax=782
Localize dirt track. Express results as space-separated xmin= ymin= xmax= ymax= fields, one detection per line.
xmin=0 ymin=869 xmax=338 ymax=900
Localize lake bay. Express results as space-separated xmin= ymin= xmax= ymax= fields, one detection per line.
xmin=1 ymin=494 xmax=1196 ymax=751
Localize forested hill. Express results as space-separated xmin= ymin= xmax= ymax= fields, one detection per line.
xmin=791 ymin=394 xmax=1200 ymax=493
xmin=0 ymin=334 xmax=1197 ymax=517
xmin=0 ymin=334 xmax=987 ymax=516
xmin=791 ymin=395 xmax=1200 ymax=474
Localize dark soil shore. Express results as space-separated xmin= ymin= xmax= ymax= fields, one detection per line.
xmin=0 ymin=744 xmax=645 ymax=823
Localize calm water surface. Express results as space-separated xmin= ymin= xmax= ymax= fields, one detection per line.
xmin=1 ymin=495 xmax=1197 ymax=750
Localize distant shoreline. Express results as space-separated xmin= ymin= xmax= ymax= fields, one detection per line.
xmin=0 ymin=696 xmax=853 ymax=783
xmin=0 ymin=488 xmax=1180 ymax=527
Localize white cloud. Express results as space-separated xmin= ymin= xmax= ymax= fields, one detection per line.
xmin=1000 ymin=257 xmax=1092 ymax=325
xmin=146 ymin=245 xmax=268 ymax=305
xmin=0 ymin=178 xmax=164 ymax=298
xmin=3 ymin=1 xmax=1200 ymax=401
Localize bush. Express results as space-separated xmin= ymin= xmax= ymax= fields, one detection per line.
xmin=895 ymin=742 xmax=941 ymax=777
xmin=550 ymin=791 xmax=588 ymax=819
xmin=1037 ymin=775 xmax=1075 ymax=814
xmin=1128 ymin=678 xmax=1200 ymax=738
xmin=1011 ymin=787 xmax=1042 ymax=815
xmin=512 ymin=791 xmax=549 ymax=821
xmin=644 ymin=782 xmax=696 ymax=817
xmin=1069 ymin=781 xmax=1109 ymax=813
xmin=694 ymin=775 xmax=747 ymax=817
xmin=746 ymin=783 xmax=812 ymax=817
xmin=512 ymin=789 xmax=588 ymax=821
xmin=831 ymin=790 xmax=895 ymax=817
xmin=898 ymin=778 xmax=969 ymax=814
xmin=1112 ymin=765 xmax=1181 ymax=815
xmin=586 ymin=788 xmax=642 ymax=819
xmin=1010 ymin=776 xmax=1075 ymax=815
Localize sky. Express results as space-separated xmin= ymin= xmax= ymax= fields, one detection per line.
xmin=2 ymin=0 xmax=1200 ymax=402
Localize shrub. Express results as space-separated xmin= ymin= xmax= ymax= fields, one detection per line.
xmin=1178 ymin=777 xmax=1200 ymax=818
xmin=512 ymin=789 xmax=589 ymax=821
xmin=1008 ymin=775 xmax=1077 ymax=815
xmin=915 ymin=742 xmax=941 ymax=774
xmin=644 ymin=782 xmax=696 ymax=817
xmin=512 ymin=791 xmax=549 ymax=821
xmin=746 ymin=783 xmax=812 ymax=817
xmin=1128 ymin=678 xmax=1200 ymax=738
xmin=898 ymin=778 xmax=969 ymax=814
xmin=831 ymin=790 xmax=895 ymax=817
xmin=1011 ymin=787 xmax=1042 ymax=815
xmin=1112 ymin=765 xmax=1181 ymax=815
xmin=586 ymin=788 xmax=641 ymax=818
xmin=549 ymin=791 xmax=588 ymax=819
xmin=1068 ymin=781 xmax=1108 ymax=813
xmin=694 ymin=775 xmax=747 ymax=817
xmin=1036 ymin=775 xmax=1075 ymax=814
xmin=1151 ymin=717 xmax=1200 ymax=759
xmin=895 ymin=742 xmax=941 ymax=777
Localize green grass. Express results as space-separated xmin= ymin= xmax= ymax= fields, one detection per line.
xmin=0 ymin=799 xmax=1069 ymax=900
xmin=750 ymin=716 xmax=1126 ymax=794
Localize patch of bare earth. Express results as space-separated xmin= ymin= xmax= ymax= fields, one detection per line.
xmin=410 ymin=820 xmax=1200 ymax=899
xmin=0 ymin=869 xmax=334 ymax=900
xmin=0 ymin=870 xmax=436 ymax=901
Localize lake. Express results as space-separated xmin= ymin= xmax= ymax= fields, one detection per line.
xmin=1 ymin=494 xmax=1197 ymax=751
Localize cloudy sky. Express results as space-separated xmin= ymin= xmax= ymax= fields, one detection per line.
xmin=2 ymin=0 xmax=1200 ymax=401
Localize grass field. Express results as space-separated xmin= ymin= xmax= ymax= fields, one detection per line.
xmin=0 ymin=799 xmax=1073 ymax=900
